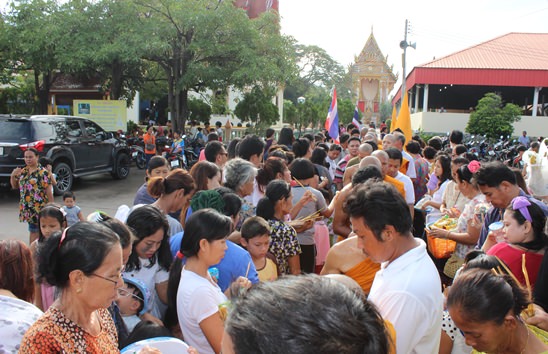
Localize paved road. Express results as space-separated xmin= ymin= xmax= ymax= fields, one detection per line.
xmin=0 ymin=167 xmax=146 ymax=244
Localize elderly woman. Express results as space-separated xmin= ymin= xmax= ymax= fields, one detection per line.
xmin=19 ymin=222 xmax=123 ymax=353
xmin=0 ymin=240 xmax=43 ymax=353
xmin=223 ymin=158 xmax=257 ymax=230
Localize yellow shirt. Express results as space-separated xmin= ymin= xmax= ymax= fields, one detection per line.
xmin=257 ymin=258 xmax=278 ymax=282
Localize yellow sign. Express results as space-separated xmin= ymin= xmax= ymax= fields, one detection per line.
xmin=73 ymin=100 xmax=127 ymax=131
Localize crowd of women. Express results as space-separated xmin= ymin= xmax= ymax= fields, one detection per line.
xmin=2 ymin=124 xmax=548 ymax=354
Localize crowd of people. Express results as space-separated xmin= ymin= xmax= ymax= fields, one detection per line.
xmin=3 ymin=122 xmax=548 ymax=354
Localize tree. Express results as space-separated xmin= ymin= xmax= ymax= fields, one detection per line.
xmin=466 ymin=93 xmax=522 ymax=141
xmin=380 ymin=102 xmax=392 ymax=121
xmin=284 ymin=43 xmax=346 ymax=104
xmin=134 ymin=0 xmax=294 ymax=132
xmin=55 ymin=0 xmax=147 ymax=102
xmin=2 ymin=0 xmax=63 ymax=114
xmin=234 ymin=86 xmax=279 ymax=128
xmin=188 ymin=98 xmax=212 ymax=124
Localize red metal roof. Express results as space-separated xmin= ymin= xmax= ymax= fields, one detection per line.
xmin=393 ymin=33 xmax=548 ymax=103
xmin=421 ymin=33 xmax=548 ymax=70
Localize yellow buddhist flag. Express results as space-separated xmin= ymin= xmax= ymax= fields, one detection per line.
xmin=396 ymin=91 xmax=412 ymax=145
xmin=390 ymin=105 xmax=398 ymax=132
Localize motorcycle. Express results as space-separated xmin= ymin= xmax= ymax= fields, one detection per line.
xmin=130 ymin=144 xmax=146 ymax=169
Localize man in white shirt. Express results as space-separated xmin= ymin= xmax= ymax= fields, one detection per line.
xmin=385 ymin=148 xmax=415 ymax=218
xmin=345 ymin=181 xmax=443 ymax=354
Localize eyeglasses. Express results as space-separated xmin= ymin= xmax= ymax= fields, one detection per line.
xmin=91 ymin=272 xmax=122 ymax=287
xmin=117 ymin=287 xmax=144 ymax=302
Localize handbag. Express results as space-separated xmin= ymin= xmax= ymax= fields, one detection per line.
xmin=145 ymin=143 xmax=155 ymax=151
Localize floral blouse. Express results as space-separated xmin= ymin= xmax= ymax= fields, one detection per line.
xmin=19 ymin=307 xmax=118 ymax=354
xmin=455 ymin=193 xmax=487 ymax=259
xmin=268 ymin=219 xmax=302 ymax=275
xmin=18 ymin=165 xmax=51 ymax=224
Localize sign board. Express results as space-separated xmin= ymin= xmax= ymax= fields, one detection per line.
xmin=73 ymin=100 xmax=126 ymax=131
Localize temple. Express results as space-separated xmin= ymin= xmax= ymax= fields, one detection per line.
xmin=350 ymin=28 xmax=397 ymax=123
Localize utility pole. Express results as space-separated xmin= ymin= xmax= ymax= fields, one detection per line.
xmin=400 ymin=19 xmax=416 ymax=104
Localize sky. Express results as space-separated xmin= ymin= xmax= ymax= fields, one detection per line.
xmin=1 ymin=0 xmax=547 ymax=97
xmin=279 ymin=0 xmax=548 ymax=96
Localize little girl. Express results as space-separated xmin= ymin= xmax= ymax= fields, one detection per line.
xmin=31 ymin=204 xmax=67 ymax=311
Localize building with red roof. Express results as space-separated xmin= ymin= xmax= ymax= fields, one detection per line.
xmin=391 ymin=33 xmax=548 ymax=134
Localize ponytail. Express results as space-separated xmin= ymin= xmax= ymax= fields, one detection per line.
xmin=256 ymin=197 xmax=276 ymax=221
xmin=256 ymin=180 xmax=291 ymax=221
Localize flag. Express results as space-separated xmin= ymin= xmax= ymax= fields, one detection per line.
xmin=325 ymin=87 xmax=339 ymax=142
xmin=352 ymin=104 xmax=361 ymax=130
xmin=396 ymin=91 xmax=412 ymax=144
xmin=390 ymin=105 xmax=398 ymax=132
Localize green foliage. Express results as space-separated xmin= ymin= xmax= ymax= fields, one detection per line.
xmin=0 ymin=74 xmax=35 ymax=113
xmin=126 ymin=120 xmax=140 ymax=135
xmin=2 ymin=0 xmax=63 ymax=113
xmin=188 ymin=98 xmax=212 ymax=124
xmin=380 ymin=102 xmax=392 ymax=121
xmin=283 ymin=99 xmax=298 ymax=125
xmin=211 ymin=91 xmax=229 ymax=115
xmin=234 ymin=86 xmax=279 ymax=128
xmin=136 ymin=0 xmax=293 ymax=131
xmin=55 ymin=0 xmax=146 ymax=102
xmin=337 ymin=98 xmax=354 ymax=125
xmin=466 ymin=93 xmax=522 ymax=141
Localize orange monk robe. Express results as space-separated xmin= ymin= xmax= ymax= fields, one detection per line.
xmin=343 ymin=258 xmax=380 ymax=295
xmin=399 ymin=157 xmax=410 ymax=175
xmin=384 ymin=175 xmax=406 ymax=199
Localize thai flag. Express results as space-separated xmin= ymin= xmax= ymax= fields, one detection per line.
xmin=352 ymin=104 xmax=361 ymax=130
xmin=324 ymin=88 xmax=339 ymax=142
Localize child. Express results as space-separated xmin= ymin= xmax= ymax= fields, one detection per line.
xmin=32 ymin=204 xmax=66 ymax=311
xmin=240 ymin=216 xmax=279 ymax=282
xmin=62 ymin=191 xmax=84 ymax=226
xmin=39 ymin=157 xmax=56 ymax=196
xmin=117 ymin=277 xmax=150 ymax=333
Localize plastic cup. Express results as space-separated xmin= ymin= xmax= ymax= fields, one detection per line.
xmin=488 ymin=221 xmax=505 ymax=243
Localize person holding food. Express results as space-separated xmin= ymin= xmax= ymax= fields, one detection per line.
xmin=422 ymin=153 xmax=452 ymax=224
xmin=256 ymin=180 xmax=303 ymax=275
xmin=428 ymin=161 xmax=487 ymax=279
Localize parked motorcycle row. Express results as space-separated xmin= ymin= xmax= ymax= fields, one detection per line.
xmin=459 ymin=134 xmax=524 ymax=167
xmin=120 ymin=134 xmax=200 ymax=170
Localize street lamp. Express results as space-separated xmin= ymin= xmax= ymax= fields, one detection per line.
xmin=297 ymin=97 xmax=305 ymax=136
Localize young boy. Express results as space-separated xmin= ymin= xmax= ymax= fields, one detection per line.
xmin=240 ymin=216 xmax=278 ymax=282
xmin=61 ymin=191 xmax=85 ymax=226
xmin=117 ymin=278 xmax=149 ymax=332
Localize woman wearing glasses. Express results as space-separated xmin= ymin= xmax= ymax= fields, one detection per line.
xmin=20 ymin=222 xmax=123 ymax=353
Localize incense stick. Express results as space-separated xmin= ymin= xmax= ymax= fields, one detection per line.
xmin=245 ymin=261 xmax=251 ymax=278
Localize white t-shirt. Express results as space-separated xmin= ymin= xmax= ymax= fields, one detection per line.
xmin=402 ymin=150 xmax=417 ymax=179
xmin=395 ymin=172 xmax=416 ymax=205
xmin=177 ymin=268 xmax=228 ymax=354
xmin=368 ymin=239 xmax=443 ymax=354
xmin=426 ymin=179 xmax=450 ymax=224
xmin=123 ymin=314 xmax=141 ymax=333
xmin=0 ymin=295 xmax=43 ymax=353
xmin=123 ymin=258 xmax=169 ymax=319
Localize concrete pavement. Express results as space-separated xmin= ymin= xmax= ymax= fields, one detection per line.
xmin=0 ymin=167 xmax=147 ymax=244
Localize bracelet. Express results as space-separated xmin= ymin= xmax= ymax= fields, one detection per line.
xmin=446 ymin=231 xmax=451 ymax=239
